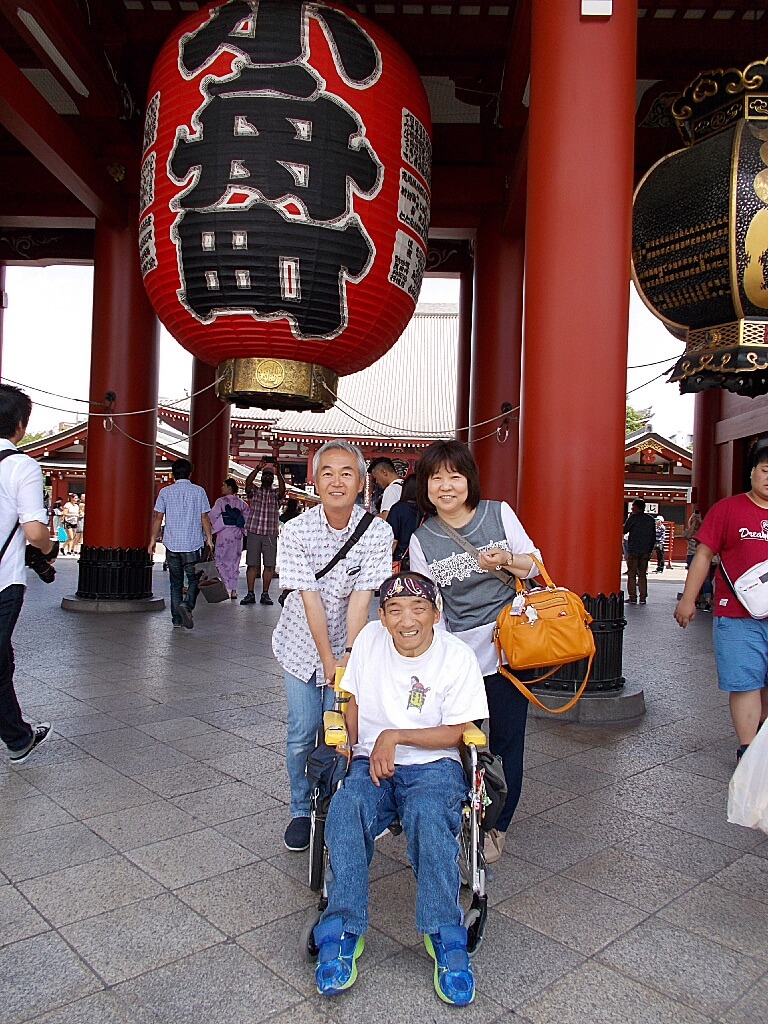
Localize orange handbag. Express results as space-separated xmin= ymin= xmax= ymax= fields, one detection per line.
xmin=493 ymin=555 xmax=595 ymax=714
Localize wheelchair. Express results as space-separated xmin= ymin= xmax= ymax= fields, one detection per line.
xmin=300 ymin=669 xmax=506 ymax=958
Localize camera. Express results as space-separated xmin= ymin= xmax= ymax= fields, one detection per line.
xmin=25 ymin=540 xmax=58 ymax=584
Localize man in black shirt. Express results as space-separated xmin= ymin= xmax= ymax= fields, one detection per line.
xmin=623 ymin=499 xmax=656 ymax=604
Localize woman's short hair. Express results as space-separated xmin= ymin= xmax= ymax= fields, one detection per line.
xmin=415 ymin=440 xmax=481 ymax=516
xmin=224 ymin=478 xmax=238 ymax=494
xmin=313 ymin=440 xmax=366 ymax=481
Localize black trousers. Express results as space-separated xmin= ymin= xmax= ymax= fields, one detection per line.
xmin=0 ymin=584 xmax=32 ymax=751
xmin=484 ymin=670 xmax=530 ymax=832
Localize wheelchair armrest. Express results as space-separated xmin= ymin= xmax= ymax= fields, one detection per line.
xmin=323 ymin=710 xmax=349 ymax=747
xmin=462 ymin=725 xmax=487 ymax=748
xmin=333 ymin=667 xmax=352 ymax=701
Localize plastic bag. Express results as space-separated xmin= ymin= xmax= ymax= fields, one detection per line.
xmin=727 ymin=722 xmax=768 ymax=834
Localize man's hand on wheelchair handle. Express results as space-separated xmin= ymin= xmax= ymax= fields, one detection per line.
xmin=369 ymin=730 xmax=398 ymax=786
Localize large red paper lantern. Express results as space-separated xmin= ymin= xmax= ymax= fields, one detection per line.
xmin=140 ymin=0 xmax=432 ymax=410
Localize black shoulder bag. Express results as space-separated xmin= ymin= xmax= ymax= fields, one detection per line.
xmin=278 ymin=512 xmax=376 ymax=607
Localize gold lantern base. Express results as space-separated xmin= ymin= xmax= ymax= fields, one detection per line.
xmin=215 ymin=358 xmax=338 ymax=412
xmin=671 ymin=320 xmax=768 ymax=396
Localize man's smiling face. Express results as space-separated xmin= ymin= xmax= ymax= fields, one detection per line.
xmin=379 ymin=596 xmax=440 ymax=658
xmin=315 ymin=450 xmax=364 ymax=514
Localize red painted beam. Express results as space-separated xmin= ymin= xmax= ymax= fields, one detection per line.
xmin=0 ymin=0 xmax=124 ymax=119
xmin=0 ymin=44 xmax=126 ymax=226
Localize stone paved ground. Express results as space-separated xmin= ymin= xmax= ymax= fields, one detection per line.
xmin=1 ymin=559 xmax=767 ymax=1024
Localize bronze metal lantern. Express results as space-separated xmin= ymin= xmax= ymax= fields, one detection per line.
xmin=632 ymin=58 xmax=768 ymax=397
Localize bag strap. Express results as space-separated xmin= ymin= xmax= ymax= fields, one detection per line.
xmin=435 ymin=519 xmax=519 ymax=590
xmin=0 ymin=450 xmax=22 ymax=564
xmin=494 ymin=653 xmax=595 ymax=714
xmin=315 ymin=511 xmax=375 ymax=581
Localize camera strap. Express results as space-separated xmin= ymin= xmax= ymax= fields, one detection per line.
xmin=0 ymin=450 xmax=21 ymax=565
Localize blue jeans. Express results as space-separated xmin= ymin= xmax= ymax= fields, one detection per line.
xmin=321 ymin=757 xmax=466 ymax=937
xmin=0 ymin=584 xmax=33 ymax=752
xmin=284 ymin=670 xmax=336 ymax=818
xmin=165 ymin=548 xmax=203 ymax=624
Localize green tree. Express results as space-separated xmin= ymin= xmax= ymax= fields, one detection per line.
xmin=19 ymin=430 xmax=51 ymax=447
xmin=626 ymin=405 xmax=652 ymax=435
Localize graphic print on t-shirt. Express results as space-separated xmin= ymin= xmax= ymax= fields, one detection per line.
xmin=406 ymin=676 xmax=430 ymax=711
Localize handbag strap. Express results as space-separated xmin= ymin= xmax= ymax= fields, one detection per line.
xmin=495 ymin=654 xmax=594 ymax=714
xmin=315 ymin=512 xmax=375 ymax=581
xmin=435 ymin=518 xmax=519 ymax=590
xmin=0 ymin=450 xmax=22 ymax=565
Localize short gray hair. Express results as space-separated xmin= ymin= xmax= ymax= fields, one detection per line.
xmin=313 ymin=440 xmax=366 ymax=481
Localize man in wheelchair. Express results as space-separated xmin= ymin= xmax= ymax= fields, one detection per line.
xmin=313 ymin=571 xmax=489 ymax=1005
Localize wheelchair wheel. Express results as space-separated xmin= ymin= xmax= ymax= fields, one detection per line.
xmin=464 ymin=894 xmax=487 ymax=954
xmin=300 ymin=908 xmax=322 ymax=961
xmin=309 ymin=813 xmax=326 ymax=892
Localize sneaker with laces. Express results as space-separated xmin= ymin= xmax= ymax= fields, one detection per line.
xmin=178 ymin=603 xmax=194 ymax=629
xmin=260 ymin=592 xmax=274 ymax=605
xmin=284 ymin=816 xmax=311 ymax=851
xmin=483 ymin=828 xmax=506 ymax=864
xmin=314 ymin=918 xmax=364 ymax=996
xmin=9 ymin=723 xmax=52 ymax=763
xmin=424 ymin=925 xmax=475 ymax=1006
xmin=240 ymin=592 xmax=256 ymax=605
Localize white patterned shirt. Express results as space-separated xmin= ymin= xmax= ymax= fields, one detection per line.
xmin=272 ymin=504 xmax=393 ymax=682
xmin=154 ymin=479 xmax=211 ymax=553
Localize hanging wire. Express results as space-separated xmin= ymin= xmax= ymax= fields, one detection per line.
xmin=626 ymin=367 xmax=674 ymax=397
xmin=105 ymin=401 xmax=230 ymax=448
xmin=627 ymin=356 xmax=682 ymax=370
xmin=315 ymin=373 xmax=517 ymax=437
xmin=0 ymin=373 xmax=223 ymax=419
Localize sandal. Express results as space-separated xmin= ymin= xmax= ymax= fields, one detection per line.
xmin=314 ymin=917 xmax=364 ymax=997
xmin=424 ymin=925 xmax=475 ymax=1006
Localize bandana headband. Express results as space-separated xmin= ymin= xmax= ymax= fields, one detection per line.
xmin=379 ymin=573 xmax=439 ymax=608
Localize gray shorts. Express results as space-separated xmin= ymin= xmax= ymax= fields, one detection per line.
xmin=246 ymin=533 xmax=277 ymax=569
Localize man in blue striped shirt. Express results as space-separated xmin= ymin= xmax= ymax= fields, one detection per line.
xmin=149 ymin=459 xmax=212 ymax=629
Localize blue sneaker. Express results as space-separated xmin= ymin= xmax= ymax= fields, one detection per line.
xmin=314 ymin=917 xmax=364 ymax=997
xmin=424 ymin=925 xmax=475 ymax=1006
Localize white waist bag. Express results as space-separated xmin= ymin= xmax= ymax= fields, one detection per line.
xmin=722 ymin=559 xmax=768 ymax=619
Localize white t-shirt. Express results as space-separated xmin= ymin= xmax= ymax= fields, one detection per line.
xmin=0 ymin=440 xmax=48 ymax=593
xmin=380 ymin=479 xmax=403 ymax=514
xmin=344 ymin=619 xmax=489 ymax=765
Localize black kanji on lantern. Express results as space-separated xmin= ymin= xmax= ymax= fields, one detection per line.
xmin=171 ymin=0 xmax=384 ymax=338
xmin=170 ymin=65 xmax=381 ymax=220
xmin=180 ymin=0 xmax=380 ymax=87
xmin=176 ymin=206 xmax=373 ymax=338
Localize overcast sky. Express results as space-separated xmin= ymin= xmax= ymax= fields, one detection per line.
xmin=1 ymin=265 xmax=693 ymax=441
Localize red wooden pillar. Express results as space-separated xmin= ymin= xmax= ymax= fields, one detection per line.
xmin=75 ymin=210 xmax=160 ymax=602
xmin=519 ymin=1 xmax=637 ymax=597
xmin=0 ymin=264 xmax=6 ymax=378
xmin=189 ymin=357 xmax=231 ymax=505
xmin=692 ymin=389 xmax=721 ymax=513
xmin=469 ymin=212 xmax=523 ymax=505
xmin=455 ymin=265 xmax=473 ymax=440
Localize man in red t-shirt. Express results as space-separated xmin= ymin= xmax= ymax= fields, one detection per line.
xmin=675 ymin=446 xmax=768 ymax=762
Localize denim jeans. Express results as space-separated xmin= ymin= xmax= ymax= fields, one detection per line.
xmin=284 ymin=670 xmax=336 ymax=818
xmin=484 ymin=670 xmax=530 ymax=831
xmin=165 ymin=548 xmax=203 ymax=624
xmin=321 ymin=757 xmax=467 ymax=937
xmin=0 ymin=584 xmax=33 ymax=752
